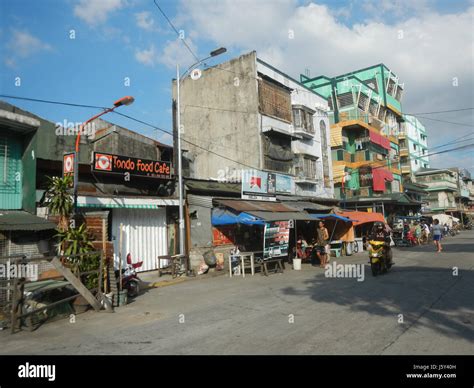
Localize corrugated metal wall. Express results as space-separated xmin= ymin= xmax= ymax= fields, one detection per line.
xmin=112 ymin=208 xmax=168 ymax=272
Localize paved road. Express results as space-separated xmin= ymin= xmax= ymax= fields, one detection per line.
xmin=1 ymin=231 xmax=473 ymax=355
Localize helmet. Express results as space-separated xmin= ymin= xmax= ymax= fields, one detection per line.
xmin=374 ymin=222 xmax=384 ymax=229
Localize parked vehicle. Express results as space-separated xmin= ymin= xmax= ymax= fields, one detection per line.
xmin=115 ymin=253 xmax=143 ymax=297
xmin=368 ymin=237 xmax=393 ymax=276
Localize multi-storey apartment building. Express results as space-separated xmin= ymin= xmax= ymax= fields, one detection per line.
xmin=414 ymin=168 xmax=458 ymax=212
xmin=173 ymin=51 xmax=334 ymax=200
xmin=300 ymin=64 xmax=419 ymax=216
xmin=399 ymin=114 xmax=430 ymax=177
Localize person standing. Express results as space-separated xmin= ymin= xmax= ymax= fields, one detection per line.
xmin=414 ymin=222 xmax=422 ymax=245
xmin=314 ymin=221 xmax=329 ymax=268
xmin=432 ymin=219 xmax=443 ymax=253
xmin=422 ymin=222 xmax=430 ymax=244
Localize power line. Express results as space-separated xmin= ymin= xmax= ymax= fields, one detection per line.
xmin=153 ymin=0 xmax=200 ymax=63
xmin=404 ymin=108 xmax=474 ymax=115
xmin=113 ymin=111 xmax=261 ymax=170
xmin=1 ymin=94 xmax=471 ymax=183
xmin=0 ymin=94 xmax=107 ymax=110
xmin=414 ymin=115 xmax=474 ymax=128
xmin=428 ymin=133 xmax=474 ymax=151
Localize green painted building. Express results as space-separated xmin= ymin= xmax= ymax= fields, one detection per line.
xmin=300 ymin=64 xmax=421 ymax=216
xmin=0 ymin=101 xmax=56 ymax=256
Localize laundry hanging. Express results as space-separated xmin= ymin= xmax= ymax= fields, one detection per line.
xmin=372 ymin=168 xmax=394 ymax=191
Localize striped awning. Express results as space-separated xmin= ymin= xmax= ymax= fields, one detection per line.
xmin=77 ymin=195 xmax=179 ymax=209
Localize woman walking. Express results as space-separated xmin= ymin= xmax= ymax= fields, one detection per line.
xmin=432 ymin=219 xmax=443 ymax=252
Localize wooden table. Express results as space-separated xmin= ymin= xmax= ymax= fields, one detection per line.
xmin=261 ymin=258 xmax=285 ymax=276
xmin=229 ymin=252 xmax=261 ymax=278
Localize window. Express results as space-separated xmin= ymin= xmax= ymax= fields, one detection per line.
xmin=263 ymin=134 xmax=293 ymax=174
xmin=258 ymin=77 xmax=292 ymax=122
xmin=292 ymin=107 xmax=314 ymax=134
xmin=293 ymin=108 xmax=303 ymax=128
xmin=415 ymin=160 xmax=418 ymax=165
xmin=413 ymin=144 xmax=417 ymax=150
xmin=336 ymin=149 xmax=344 ymax=161
xmin=303 ymin=157 xmax=317 ymax=179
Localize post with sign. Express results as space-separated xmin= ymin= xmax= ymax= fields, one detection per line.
xmin=63 ymin=152 xmax=75 ymax=188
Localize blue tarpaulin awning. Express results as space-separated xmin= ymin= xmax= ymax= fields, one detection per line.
xmin=309 ymin=214 xmax=355 ymax=223
xmin=211 ymin=209 xmax=265 ymax=226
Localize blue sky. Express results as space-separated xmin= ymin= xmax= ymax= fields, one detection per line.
xmin=0 ymin=0 xmax=473 ymax=171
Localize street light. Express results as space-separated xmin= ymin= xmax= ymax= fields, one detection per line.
xmin=176 ymin=47 xmax=227 ymax=257
xmin=73 ymin=96 xmax=134 ymax=214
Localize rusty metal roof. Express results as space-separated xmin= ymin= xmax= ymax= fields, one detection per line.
xmin=214 ymin=199 xmax=297 ymax=212
xmin=246 ymin=211 xmax=317 ymax=221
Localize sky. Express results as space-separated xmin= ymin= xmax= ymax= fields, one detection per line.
xmin=0 ymin=0 xmax=473 ymax=173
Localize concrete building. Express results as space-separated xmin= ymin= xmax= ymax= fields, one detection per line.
xmin=0 ymin=101 xmax=56 ymax=257
xmin=399 ymin=114 xmax=430 ymax=177
xmin=0 ymin=100 xmax=179 ymax=272
xmin=449 ymin=168 xmax=472 ymax=220
xmin=172 ymin=51 xmax=334 ymax=200
xmin=414 ymin=168 xmax=458 ymax=212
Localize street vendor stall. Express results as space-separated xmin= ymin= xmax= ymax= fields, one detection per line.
xmin=338 ymin=211 xmax=386 ymax=251
xmin=211 ymin=201 xmax=317 ymax=274
xmin=309 ymin=214 xmax=356 ymax=257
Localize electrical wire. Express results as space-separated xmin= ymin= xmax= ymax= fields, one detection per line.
xmin=1 ymin=94 xmax=472 ymax=183
xmin=404 ymin=108 xmax=474 ymax=115
xmin=153 ymin=0 xmax=200 ymax=63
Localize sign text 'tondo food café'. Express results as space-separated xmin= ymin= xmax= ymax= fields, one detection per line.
xmin=92 ymin=152 xmax=172 ymax=179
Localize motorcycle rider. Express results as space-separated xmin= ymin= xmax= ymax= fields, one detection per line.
xmin=369 ymin=222 xmax=394 ymax=266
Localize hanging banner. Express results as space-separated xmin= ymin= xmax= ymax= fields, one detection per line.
xmin=263 ymin=221 xmax=290 ymax=259
xmin=92 ymin=152 xmax=172 ymax=179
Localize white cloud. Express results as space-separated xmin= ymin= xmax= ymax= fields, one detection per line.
xmin=135 ymin=37 xmax=199 ymax=68
xmin=135 ymin=44 xmax=158 ymax=66
xmin=74 ymin=0 xmax=125 ymax=26
xmin=10 ymin=29 xmax=52 ymax=58
xmin=135 ymin=11 xmax=156 ymax=32
xmin=176 ymin=0 xmax=474 ymax=171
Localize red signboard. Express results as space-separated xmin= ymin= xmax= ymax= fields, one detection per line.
xmin=63 ymin=153 xmax=75 ymax=177
xmin=92 ymin=152 xmax=172 ymax=179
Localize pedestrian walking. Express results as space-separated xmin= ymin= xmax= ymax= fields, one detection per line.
xmin=432 ymin=219 xmax=443 ymax=253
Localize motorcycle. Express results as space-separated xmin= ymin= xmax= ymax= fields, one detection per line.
xmin=115 ymin=253 xmax=143 ymax=297
xmin=368 ymin=237 xmax=392 ymax=277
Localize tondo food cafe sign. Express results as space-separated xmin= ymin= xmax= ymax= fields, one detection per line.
xmin=92 ymin=152 xmax=172 ymax=179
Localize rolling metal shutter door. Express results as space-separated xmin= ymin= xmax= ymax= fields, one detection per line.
xmin=112 ymin=208 xmax=168 ymax=272
xmin=187 ymin=194 xmax=213 ymax=208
